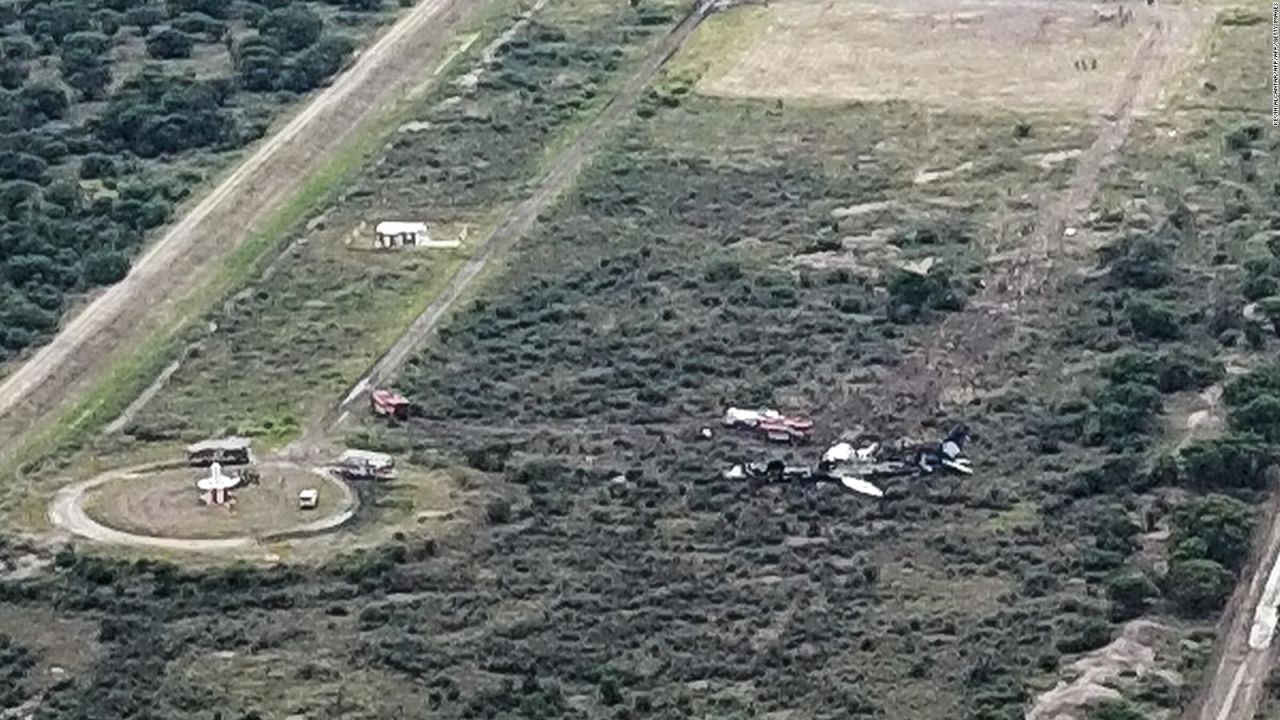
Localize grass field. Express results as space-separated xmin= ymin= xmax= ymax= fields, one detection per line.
xmin=694 ymin=0 xmax=1178 ymax=112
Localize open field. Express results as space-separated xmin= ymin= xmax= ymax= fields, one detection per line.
xmin=695 ymin=0 xmax=1191 ymax=112
xmin=82 ymin=465 xmax=343 ymax=540
xmin=2 ymin=1 xmax=1278 ymax=720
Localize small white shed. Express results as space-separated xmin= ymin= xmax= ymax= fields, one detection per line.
xmin=375 ymin=221 xmax=429 ymax=248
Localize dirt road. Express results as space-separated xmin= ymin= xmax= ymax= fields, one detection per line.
xmin=1194 ymin=497 xmax=1280 ymax=719
xmin=329 ymin=0 xmax=715 ymax=429
xmin=900 ymin=5 xmax=1185 ymax=419
xmin=0 ymin=0 xmax=492 ymax=464
xmin=48 ymin=463 xmax=358 ymax=552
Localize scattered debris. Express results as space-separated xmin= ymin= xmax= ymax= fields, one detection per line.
xmin=913 ymin=161 xmax=974 ymax=186
xmin=722 ymin=407 xmax=814 ymax=444
xmin=898 ymin=256 xmax=937 ymax=276
xmin=724 ymin=425 xmax=976 ymax=499
xmin=723 ymin=459 xmax=884 ymax=497
xmin=830 ymin=200 xmax=896 ymax=220
xmin=1027 ymin=148 xmax=1083 ymax=169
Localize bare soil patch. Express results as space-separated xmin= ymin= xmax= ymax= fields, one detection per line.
xmin=698 ymin=0 xmax=1183 ymax=112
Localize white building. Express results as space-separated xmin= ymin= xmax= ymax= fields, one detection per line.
xmin=375 ymin=221 xmax=430 ymax=248
xmin=373 ymin=220 xmax=461 ymax=250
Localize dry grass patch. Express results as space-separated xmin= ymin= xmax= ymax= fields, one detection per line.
xmin=696 ymin=0 xmax=1183 ymax=112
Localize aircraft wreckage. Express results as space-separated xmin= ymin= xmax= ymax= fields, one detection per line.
xmin=724 ymin=426 xmax=974 ymax=498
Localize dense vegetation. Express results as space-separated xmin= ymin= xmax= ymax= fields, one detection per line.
xmin=0 ymin=0 xmax=394 ymax=362
xmin=128 ymin=1 xmax=679 ymax=441
xmin=2 ymin=6 xmax=1273 ymax=720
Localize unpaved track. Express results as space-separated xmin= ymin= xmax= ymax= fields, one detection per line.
xmin=0 ymin=0 xmax=488 ymax=463
xmin=1194 ymin=498 xmax=1280 ymax=720
xmin=898 ymin=6 xmax=1183 ymax=418
xmin=328 ymin=0 xmax=715 ymax=429
xmin=48 ymin=463 xmax=358 ymax=552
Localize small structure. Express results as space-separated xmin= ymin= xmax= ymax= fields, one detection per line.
xmin=371 ymin=389 xmax=415 ymax=420
xmin=186 ymin=437 xmax=251 ymax=467
xmin=375 ymin=221 xmax=429 ymax=248
xmin=196 ymin=462 xmax=239 ymax=506
xmin=298 ymin=489 xmax=319 ymax=510
xmin=332 ymin=449 xmax=396 ymax=481
xmin=373 ymin=220 xmax=461 ymax=250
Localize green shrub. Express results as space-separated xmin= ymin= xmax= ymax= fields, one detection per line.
xmin=0 ymin=634 xmax=34 ymax=709
xmin=1104 ymin=233 xmax=1174 ymax=289
xmin=1093 ymin=381 xmax=1163 ymax=444
xmin=886 ymin=266 xmax=964 ymax=322
xmin=1165 ymin=558 xmax=1234 ymax=616
xmin=1233 ymin=394 xmax=1280 ymax=441
xmin=1171 ymin=494 xmax=1254 ymax=571
xmin=145 ymin=27 xmax=195 ymax=59
xmin=1056 ymin=614 xmax=1112 ymax=653
xmin=1180 ymin=433 xmax=1273 ymax=489
xmin=1106 ymin=570 xmax=1158 ymax=621
xmin=1126 ymin=298 xmax=1182 ymax=341
xmin=1103 ymin=347 xmax=1222 ymax=393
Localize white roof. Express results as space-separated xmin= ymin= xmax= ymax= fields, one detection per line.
xmin=338 ymin=449 xmax=394 ymax=466
xmin=187 ymin=436 xmax=250 ymax=453
xmin=375 ymin=221 xmax=427 ymax=235
xmin=298 ymin=489 xmax=318 ymax=500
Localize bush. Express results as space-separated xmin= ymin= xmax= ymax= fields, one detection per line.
xmin=1126 ymin=298 xmax=1182 ymax=341
xmin=1103 ymin=348 xmax=1222 ymax=393
xmin=1056 ymin=614 xmax=1112 ymax=653
xmin=1172 ymin=494 xmax=1254 ymax=571
xmin=1106 ymin=570 xmax=1158 ymax=620
xmin=1233 ymin=394 xmax=1280 ymax=442
xmin=145 ymin=27 xmax=195 ymax=59
xmin=886 ymin=266 xmax=964 ymax=322
xmin=1165 ymin=558 xmax=1234 ymax=616
xmin=1180 ymin=433 xmax=1273 ymax=490
xmin=0 ymin=633 xmax=34 ymax=708
xmin=259 ymin=6 xmax=322 ymax=52
xmin=485 ymin=498 xmax=511 ymax=524
xmin=82 ymin=249 xmax=130 ymax=285
xmin=1093 ymin=382 xmax=1163 ymax=444
xmin=1104 ymin=233 xmax=1174 ymax=289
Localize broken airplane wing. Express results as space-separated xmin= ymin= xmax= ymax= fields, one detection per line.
xmin=839 ymin=476 xmax=885 ymax=498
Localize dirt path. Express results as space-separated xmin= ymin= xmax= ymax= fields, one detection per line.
xmin=48 ymin=463 xmax=358 ymax=553
xmin=1192 ymin=496 xmax=1280 ymax=720
xmin=898 ymin=7 xmax=1182 ymax=420
xmin=0 ymin=0 xmax=492 ymax=463
xmin=326 ymin=0 xmax=716 ymax=432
